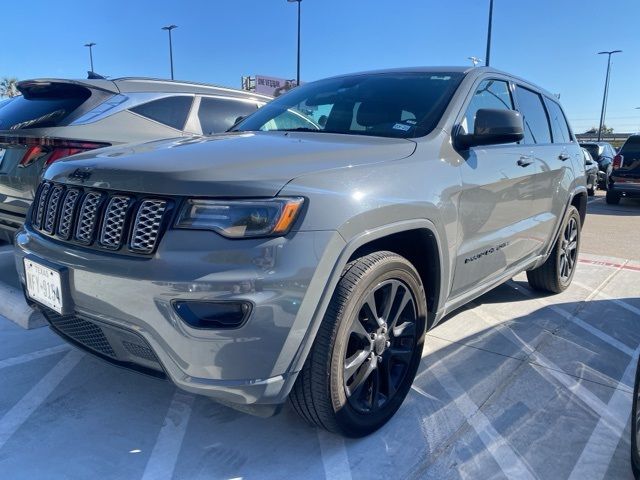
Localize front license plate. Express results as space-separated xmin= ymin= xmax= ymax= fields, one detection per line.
xmin=24 ymin=258 xmax=64 ymax=314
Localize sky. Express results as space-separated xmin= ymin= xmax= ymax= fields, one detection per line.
xmin=1 ymin=0 xmax=639 ymax=133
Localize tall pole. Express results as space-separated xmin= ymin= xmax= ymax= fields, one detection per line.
xmin=288 ymin=0 xmax=302 ymax=86
xmin=597 ymin=50 xmax=622 ymax=142
xmin=162 ymin=25 xmax=178 ymax=80
xmin=84 ymin=43 xmax=96 ymax=72
xmin=485 ymin=0 xmax=493 ymax=66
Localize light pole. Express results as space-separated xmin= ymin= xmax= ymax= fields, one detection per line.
xmin=468 ymin=56 xmax=482 ymax=67
xmin=485 ymin=0 xmax=493 ymax=66
xmin=162 ymin=25 xmax=178 ymax=80
xmin=84 ymin=43 xmax=96 ymax=72
xmin=287 ymin=0 xmax=302 ymax=86
xmin=597 ymin=50 xmax=622 ymax=142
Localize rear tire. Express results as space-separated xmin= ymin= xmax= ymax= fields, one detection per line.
xmin=587 ymin=185 xmax=595 ymax=196
xmin=289 ymin=251 xmax=427 ymax=437
xmin=526 ymin=205 xmax=580 ymax=293
xmin=606 ymin=190 xmax=620 ymax=205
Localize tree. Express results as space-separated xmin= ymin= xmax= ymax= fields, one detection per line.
xmin=584 ymin=125 xmax=613 ymax=135
xmin=0 ymin=77 xmax=19 ymax=98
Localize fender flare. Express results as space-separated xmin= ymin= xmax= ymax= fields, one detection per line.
xmin=284 ymin=219 xmax=448 ymax=381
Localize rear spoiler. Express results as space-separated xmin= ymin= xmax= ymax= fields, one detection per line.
xmin=17 ymin=78 xmax=121 ymax=97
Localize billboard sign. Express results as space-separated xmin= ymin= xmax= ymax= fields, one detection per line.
xmin=254 ymin=75 xmax=298 ymax=97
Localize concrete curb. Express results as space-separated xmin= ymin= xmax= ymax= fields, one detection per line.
xmin=0 ymin=280 xmax=46 ymax=329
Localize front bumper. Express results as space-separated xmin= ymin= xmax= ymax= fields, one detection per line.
xmin=15 ymin=226 xmax=345 ymax=407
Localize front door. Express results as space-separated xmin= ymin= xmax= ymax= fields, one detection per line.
xmin=452 ymin=78 xmax=538 ymax=298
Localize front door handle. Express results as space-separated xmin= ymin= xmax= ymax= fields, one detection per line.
xmin=517 ymin=156 xmax=533 ymax=167
xmin=558 ymin=153 xmax=570 ymax=161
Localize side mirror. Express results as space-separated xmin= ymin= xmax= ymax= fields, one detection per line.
xmin=456 ymin=109 xmax=524 ymax=149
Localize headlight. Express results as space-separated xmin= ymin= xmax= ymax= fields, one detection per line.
xmin=175 ymin=197 xmax=304 ymax=238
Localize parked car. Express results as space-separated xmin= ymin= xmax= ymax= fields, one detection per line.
xmin=580 ymin=141 xmax=616 ymax=190
xmin=582 ymin=148 xmax=598 ymax=196
xmin=0 ymin=78 xmax=271 ymax=243
xmin=607 ymin=134 xmax=640 ymax=204
xmin=14 ymin=67 xmax=586 ymax=437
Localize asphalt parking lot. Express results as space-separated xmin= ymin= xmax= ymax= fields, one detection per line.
xmin=0 ymin=195 xmax=638 ymax=479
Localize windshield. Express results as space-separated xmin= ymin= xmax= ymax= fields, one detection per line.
xmin=233 ymin=72 xmax=464 ymax=139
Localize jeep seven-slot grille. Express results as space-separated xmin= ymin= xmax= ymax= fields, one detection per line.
xmin=32 ymin=181 xmax=170 ymax=254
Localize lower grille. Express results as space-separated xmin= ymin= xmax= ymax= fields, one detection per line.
xmin=48 ymin=313 xmax=116 ymax=357
xmin=41 ymin=309 xmax=165 ymax=378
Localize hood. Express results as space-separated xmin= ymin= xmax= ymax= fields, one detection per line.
xmin=43 ymin=131 xmax=417 ymax=197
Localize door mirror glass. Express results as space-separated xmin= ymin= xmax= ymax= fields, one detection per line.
xmin=456 ymin=108 xmax=524 ymax=149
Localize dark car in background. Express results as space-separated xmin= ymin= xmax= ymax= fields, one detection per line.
xmin=582 ymin=147 xmax=598 ymax=196
xmin=607 ymin=134 xmax=640 ymax=204
xmin=0 ymin=78 xmax=270 ymax=242
xmin=580 ymin=141 xmax=616 ymax=190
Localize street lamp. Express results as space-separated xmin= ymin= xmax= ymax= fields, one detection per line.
xmin=468 ymin=56 xmax=482 ymax=67
xmin=161 ymin=25 xmax=178 ymax=80
xmin=84 ymin=43 xmax=96 ymax=72
xmin=287 ymin=0 xmax=302 ymax=86
xmin=596 ymin=50 xmax=622 ymax=142
xmin=485 ymin=0 xmax=493 ymax=66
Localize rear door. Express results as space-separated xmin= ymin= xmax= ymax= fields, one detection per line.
xmin=512 ymin=87 xmax=572 ymax=255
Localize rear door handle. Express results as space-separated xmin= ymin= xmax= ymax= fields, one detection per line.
xmin=517 ymin=156 xmax=533 ymax=167
xmin=558 ymin=153 xmax=570 ymax=161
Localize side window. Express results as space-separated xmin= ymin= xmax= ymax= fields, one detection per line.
xmin=546 ymin=99 xmax=572 ymax=143
xmin=514 ymin=86 xmax=552 ymax=144
xmin=130 ymin=96 xmax=193 ymax=130
xmin=461 ymin=79 xmax=513 ymax=134
xmin=198 ymin=97 xmax=260 ymax=134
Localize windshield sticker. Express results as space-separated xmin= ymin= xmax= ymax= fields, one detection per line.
xmin=393 ymin=123 xmax=411 ymax=131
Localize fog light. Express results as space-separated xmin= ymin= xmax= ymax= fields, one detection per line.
xmin=173 ymin=301 xmax=252 ymax=329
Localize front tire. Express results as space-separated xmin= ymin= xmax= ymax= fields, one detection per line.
xmin=289 ymin=251 xmax=427 ymax=437
xmin=526 ymin=205 xmax=581 ymax=293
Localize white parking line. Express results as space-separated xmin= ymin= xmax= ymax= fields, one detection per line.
xmin=506 ymin=266 xmax=635 ymax=357
xmin=141 ymin=391 xmax=194 ymax=480
xmin=573 ymin=281 xmax=640 ymax=317
xmin=568 ymin=347 xmax=638 ymax=480
xmin=0 ymin=349 xmax=83 ymax=450
xmin=470 ymin=305 xmax=626 ymax=432
xmin=429 ymin=360 xmax=538 ymax=480
xmin=317 ymin=429 xmax=353 ymax=480
xmin=0 ymin=344 xmax=69 ymax=370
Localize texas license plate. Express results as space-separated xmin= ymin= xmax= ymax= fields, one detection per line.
xmin=24 ymin=258 xmax=64 ymax=314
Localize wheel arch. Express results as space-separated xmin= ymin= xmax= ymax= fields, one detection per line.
xmin=284 ymin=219 xmax=448 ymax=385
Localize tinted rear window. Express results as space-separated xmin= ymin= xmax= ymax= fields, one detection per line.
xmin=514 ymin=86 xmax=551 ymax=144
xmin=0 ymin=84 xmax=91 ymax=130
xmin=198 ymin=97 xmax=259 ymax=134
xmin=546 ymin=100 xmax=571 ymax=143
xmin=621 ymin=136 xmax=640 ymax=157
xmin=130 ymin=96 xmax=193 ymax=130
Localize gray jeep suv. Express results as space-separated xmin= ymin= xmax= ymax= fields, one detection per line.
xmin=14 ymin=67 xmax=586 ymax=437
